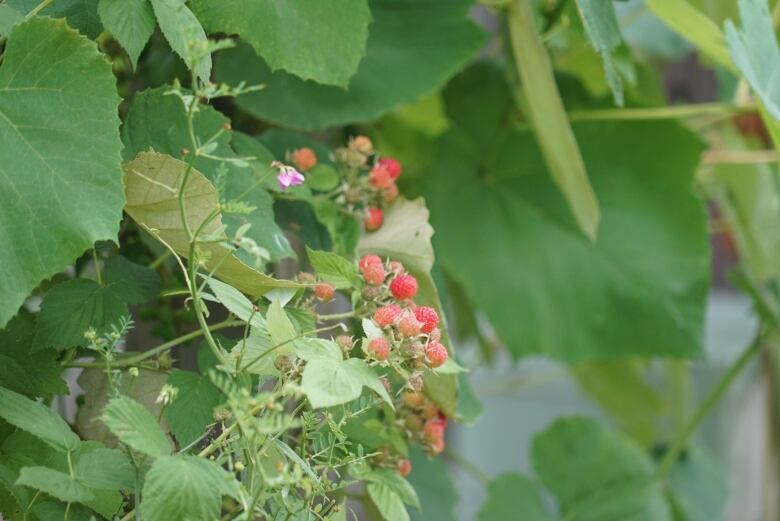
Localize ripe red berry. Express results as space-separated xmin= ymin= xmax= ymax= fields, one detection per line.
xmin=373 ymin=304 xmax=402 ymax=328
xmin=383 ymin=183 xmax=399 ymax=203
xmin=362 ymin=263 xmax=386 ymax=286
xmin=423 ymin=418 xmax=446 ymax=442
xmin=314 ymin=282 xmax=335 ymax=302
xmin=365 ymin=207 xmax=383 ymax=231
xmin=378 ymin=157 xmax=402 ymax=179
xmin=292 ymin=147 xmax=317 ymax=171
xmin=390 ymin=274 xmax=418 ymax=300
xmin=425 ymin=341 xmax=448 ymax=368
xmin=414 ymin=306 xmax=439 ymax=334
xmin=370 ymin=165 xmax=394 ymax=189
xmin=397 ymin=311 xmax=422 ymax=338
xmin=367 ymin=337 xmax=390 ymax=361
xmin=359 ymin=254 xmax=383 ymax=272
xmin=398 ymin=458 xmax=412 ymax=477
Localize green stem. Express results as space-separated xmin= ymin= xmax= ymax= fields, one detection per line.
xmin=148 ymin=250 xmax=171 ymax=269
xmin=567 ymin=102 xmax=754 ymax=123
xmin=316 ymin=310 xmax=356 ymax=321
xmin=656 ymin=331 xmax=763 ymax=480
xmin=92 ymin=248 xmax=103 ymax=286
xmin=25 ymin=0 xmax=53 ymax=20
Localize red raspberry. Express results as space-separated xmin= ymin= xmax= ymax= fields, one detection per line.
xmin=397 ymin=311 xmax=422 ymax=338
xmin=388 ymin=261 xmax=404 ymax=275
xmin=313 ymin=282 xmax=334 ymax=302
xmin=363 ymin=263 xmax=386 ymax=286
xmin=373 ymin=304 xmax=402 ymax=328
xmin=365 ymin=208 xmax=383 ymax=231
xmin=390 ymin=274 xmax=418 ymax=300
xmin=370 ymin=165 xmax=394 ymax=189
xmin=383 ymin=183 xmax=399 ymax=203
xmin=378 ymin=157 xmax=402 ymax=179
xmin=292 ymin=147 xmax=317 ymax=171
xmin=431 ymin=436 xmax=445 ymax=455
xmin=367 ymin=337 xmax=390 ymax=361
xmin=425 ymin=341 xmax=448 ymax=368
xmin=414 ymin=306 xmax=439 ymax=334
xmin=359 ymin=254 xmax=383 ymax=272
xmin=398 ymin=458 xmax=412 ymax=477
xmin=423 ymin=418 xmax=446 ymax=441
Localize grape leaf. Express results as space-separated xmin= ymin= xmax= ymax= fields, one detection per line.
xmin=122 ymin=151 xmax=301 ymax=298
xmin=148 ymin=0 xmax=211 ymax=82
xmin=0 ymin=387 xmax=80 ymax=452
xmin=666 ymin=447 xmax=727 ymax=521
xmin=141 ymin=455 xmax=239 ymax=521
xmin=429 ymin=63 xmax=709 ymax=362
xmin=122 ymin=88 xmax=295 ymax=262
xmin=101 ymin=396 xmax=171 ymax=458
xmin=478 ymin=474 xmax=553 ymax=521
xmin=8 ymin=0 xmax=102 ymax=39
xmin=103 ymin=255 xmax=161 ymax=305
xmin=215 ymin=0 xmax=486 ymax=129
xmin=532 ymin=417 xmax=671 ymax=521
xmin=0 ymin=5 xmax=22 ymax=35
xmin=164 ymin=370 xmax=223 ymax=446
xmin=97 ymin=0 xmax=156 ymax=67
xmin=34 ymin=279 xmax=129 ymax=351
xmin=16 ymin=467 xmax=93 ymax=503
xmin=191 ymin=0 xmax=370 ymax=87
xmin=0 ymin=17 xmax=123 ymax=328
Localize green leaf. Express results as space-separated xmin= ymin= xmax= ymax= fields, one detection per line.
xmin=97 ymin=0 xmax=156 ymax=66
xmin=301 ymin=357 xmax=392 ymax=409
xmin=141 ymin=455 xmax=239 ymax=521
xmin=532 ymin=417 xmax=672 ymax=521
xmin=0 ymin=5 xmax=22 ymax=35
xmin=227 ymin=336 xmax=277 ymax=376
xmin=266 ymin=300 xmax=298 ymax=348
xmin=362 ymin=468 xmax=419 ymax=509
xmin=207 ymin=278 xmax=266 ymax=331
xmin=429 ymin=65 xmax=709 ymax=362
xmin=191 ymin=0 xmax=370 ymax=87
xmin=306 ymin=164 xmax=340 ymax=192
xmin=478 ymin=474 xmax=553 ymax=521
xmin=573 ymin=360 xmax=664 ymax=447
xmin=121 ymin=88 xmax=295 ymax=263
xmin=666 ymin=447 xmax=727 ymax=521
xmin=725 ymin=0 xmax=780 ymax=122
xmin=573 ymin=0 xmax=625 ymax=105
xmin=103 ymin=255 xmax=161 ymax=305
xmin=0 ymin=387 xmax=80 ymax=452
xmin=314 ymin=198 xmax=361 ymax=257
xmin=8 ymin=0 xmax=103 ymax=39
xmin=0 ymin=310 xmax=67 ymax=399
xmin=367 ymin=482 xmax=409 ymax=521
xmin=101 ymin=395 xmax=171 ymax=458
xmin=306 ymin=247 xmax=360 ymax=289
xmin=149 ymin=0 xmax=211 ymax=82
xmin=34 ymin=279 xmax=129 ymax=350
xmin=122 ymin=151 xmax=301 ymax=298
xmin=407 ymin=447 xmax=458 ymax=521
xmin=16 ymin=467 xmax=93 ymax=503
xmin=646 ymin=0 xmax=733 ymax=69
xmin=74 ymin=448 xmax=135 ymax=491
xmin=164 ymin=370 xmax=222 ymax=446
xmin=215 ymin=0 xmax=486 ymax=129
xmin=0 ymin=17 xmax=123 ymax=328
xmin=508 ymin=0 xmax=599 ymax=241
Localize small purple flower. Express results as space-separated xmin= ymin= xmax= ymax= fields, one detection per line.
xmin=276 ymin=165 xmax=305 ymax=190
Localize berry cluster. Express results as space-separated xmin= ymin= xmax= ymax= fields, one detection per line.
xmin=291 ymin=136 xmax=403 ymax=234
xmin=401 ymin=391 xmax=449 ymax=456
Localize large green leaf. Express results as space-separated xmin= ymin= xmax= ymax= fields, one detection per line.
xmin=8 ymin=0 xmax=102 ymax=38
xmin=0 ymin=5 xmax=22 ymax=35
xmin=34 ymin=278 xmax=129 ymax=351
xmin=101 ymin=395 xmax=171 ymax=458
xmin=478 ymin=474 xmax=553 ymax=521
xmin=164 ymin=370 xmax=222 ymax=446
xmin=0 ymin=17 xmax=123 ymax=328
xmin=122 ymin=151 xmax=300 ymax=297
xmin=0 ymin=387 xmax=80 ymax=452
xmin=301 ymin=354 xmax=392 ymax=409
xmin=215 ymin=0 xmax=485 ymax=129
xmin=408 ymin=447 xmax=458 ymax=521
xmin=74 ymin=448 xmax=135 ymax=491
xmin=306 ymin=247 xmax=361 ymax=289
xmin=573 ymin=0 xmax=625 ymax=105
xmin=191 ymin=0 xmax=370 ymax=87
xmin=149 ymin=0 xmax=211 ymax=81
xmin=16 ymin=467 xmax=93 ymax=503
xmin=367 ymin=482 xmax=409 ymax=521
xmin=141 ymin=455 xmax=239 ymax=521
xmin=102 ymin=255 xmax=161 ymax=305
xmin=508 ymin=0 xmax=599 ymax=241
xmin=97 ymin=0 xmax=156 ymax=66
xmin=122 ymin=88 xmax=295 ymax=262
xmin=533 ymin=417 xmax=672 ymax=521
xmin=0 ymin=311 xmax=67 ymax=399
xmin=666 ymin=447 xmax=727 ymax=521
xmin=428 ymin=64 xmax=709 ymax=362
xmin=725 ymin=0 xmax=780 ymax=122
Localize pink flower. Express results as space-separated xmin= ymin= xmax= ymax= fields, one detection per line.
xmin=276 ymin=165 xmax=305 ymax=190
